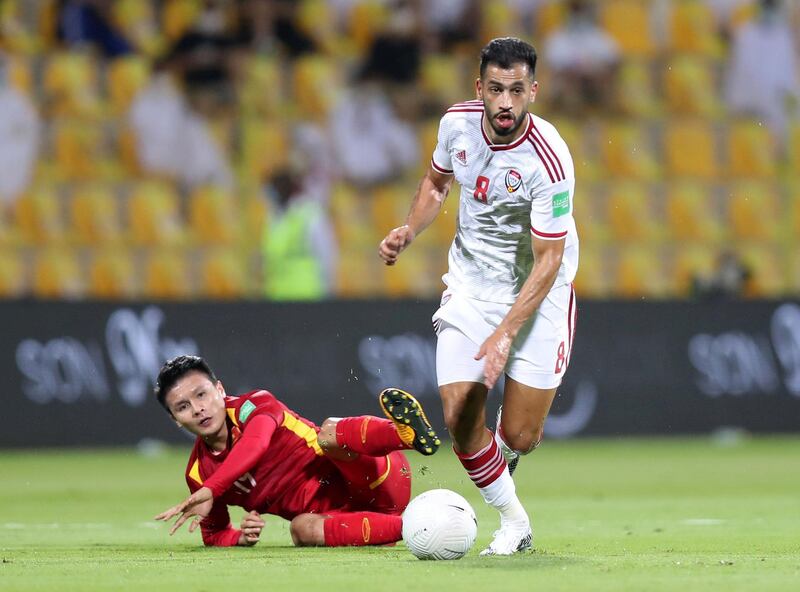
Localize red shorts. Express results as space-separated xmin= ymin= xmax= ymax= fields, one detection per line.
xmin=326 ymin=450 xmax=411 ymax=516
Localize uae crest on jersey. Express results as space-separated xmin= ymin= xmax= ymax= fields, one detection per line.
xmin=505 ymin=169 xmax=522 ymax=193
xmin=455 ymin=150 xmax=467 ymax=165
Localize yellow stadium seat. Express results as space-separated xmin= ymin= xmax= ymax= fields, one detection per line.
xmin=330 ymin=184 xmax=374 ymax=249
xmin=600 ymin=0 xmax=654 ymax=56
xmin=162 ymin=0 xmax=201 ymax=41
xmin=87 ymin=249 xmax=138 ymax=299
xmin=106 ymin=56 xmax=151 ymax=114
xmin=739 ymin=244 xmax=786 ymax=298
xmin=606 ymin=182 xmax=662 ymax=242
xmin=292 ymin=55 xmax=340 ymax=120
xmin=189 ymin=185 xmax=240 ymax=246
xmin=663 ymin=56 xmax=720 ymax=116
xmin=0 ymin=0 xmax=39 ymax=53
xmin=112 ymin=0 xmax=162 ymax=56
xmin=727 ymin=119 xmax=778 ymax=178
xmin=672 ymin=245 xmax=717 ymax=295
xmin=481 ymin=0 xmax=524 ymax=44
xmin=240 ymin=118 xmax=289 ymax=181
xmin=128 ymin=181 xmax=186 ymax=246
xmin=0 ymin=247 xmax=28 ymax=297
xmin=15 ymin=186 xmax=68 ymax=245
xmin=788 ymin=181 xmax=800 ymax=239
xmin=535 ymin=1 xmax=567 ymax=39
xmin=617 ymin=60 xmax=660 ymax=117
xmin=5 ymin=54 xmax=34 ymax=95
xmin=32 ymin=247 xmax=85 ymax=299
xmin=727 ymin=181 xmax=782 ymax=241
xmin=347 ymin=1 xmax=389 ymax=54
xmin=381 ymin=246 xmax=443 ymax=298
xmin=70 ymin=184 xmax=123 ymax=245
xmin=789 ymin=250 xmax=800 ymax=295
xmin=52 ymin=119 xmax=105 ymax=180
xmin=669 ymin=0 xmax=724 ymax=56
xmin=238 ymin=55 xmax=282 ymax=117
xmin=550 ymin=118 xmax=600 ymax=183
xmin=614 ymin=247 xmax=668 ymax=298
xmin=665 ymin=182 xmax=723 ymax=242
xmin=297 ymin=0 xmax=338 ymax=53
xmin=789 ymin=123 xmax=800 ymax=174
xmin=420 ymin=54 xmax=466 ymax=111
xmin=601 ymin=121 xmax=660 ymax=179
xmin=572 ymin=182 xmax=609 ymax=244
xmin=371 ymin=185 xmax=409 ymax=239
xmin=199 ymin=248 xmax=250 ymax=299
xmin=572 ymin=245 xmax=610 ymax=298
xmin=336 ymin=249 xmax=382 ymax=298
xmin=42 ymin=52 xmax=101 ymax=117
xmin=664 ymin=120 xmax=718 ymax=178
xmin=142 ymin=248 xmax=192 ymax=299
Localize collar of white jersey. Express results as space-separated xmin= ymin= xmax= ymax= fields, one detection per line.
xmin=480 ymin=112 xmax=534 ymax=152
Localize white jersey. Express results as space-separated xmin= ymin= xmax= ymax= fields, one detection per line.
xmin=431 ymin=99 xmax=579 ymax=304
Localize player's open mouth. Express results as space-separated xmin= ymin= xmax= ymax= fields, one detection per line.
xmin=495 ymin=112 xmax=514 ymax=129
xmin=199 ymin=417 xmax=212 ymax=428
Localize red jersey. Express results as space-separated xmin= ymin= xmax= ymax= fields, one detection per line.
xmin=185 ymin=390 xmax=350 ymax=545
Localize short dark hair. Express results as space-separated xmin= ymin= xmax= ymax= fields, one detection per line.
xmin=154 ymin=355 xmax=217 ymax=411
xmin=479 ymin=37 xmax=537 ymax=80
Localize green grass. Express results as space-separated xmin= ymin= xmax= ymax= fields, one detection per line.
xmin=2 ymin=436 xmax=799 ymax=591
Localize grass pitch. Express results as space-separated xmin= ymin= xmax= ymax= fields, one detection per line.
xmin=1 ymin=436 xmax=799 ymax=592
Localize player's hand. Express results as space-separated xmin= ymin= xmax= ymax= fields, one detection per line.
xmin=475 ymin=328 xmax=514 ymax=390
xmin=238 ymin=510 xmax=265 ymax=546
xmin=379 ymin=225 xmax=415 ymax=265
xmin=154 ymin=486 xmax=215 ymax=535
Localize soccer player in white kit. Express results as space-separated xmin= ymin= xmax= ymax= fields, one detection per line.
xmin=379 ymin=38 xmax=578 ymax=555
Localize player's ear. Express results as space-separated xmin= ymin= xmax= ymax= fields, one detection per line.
xmin=529 ymin=80 xmax=538 ymax=102
xmin=475 ymin=78 xmax=483 ymax=100
xmin=215 ymin=380 xmax=226 ymax=398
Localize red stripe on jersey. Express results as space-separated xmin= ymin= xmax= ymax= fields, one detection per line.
xmin=451 ymin=100 xmax=483 ymax=107
xmin=531 ymin=226 xmax=568 ymax=239
xmin=527 ymin=136 xmax=556 ymax=183
xmin=446 ymin=108 xmax=484 ymax=114
xmin=566 ymin=284 xmax=577 ymax=367
xmin=481 ymin=113 xmax=533 ymax=151
xmin=431 ymin=159 xmax=453 ymax=174
xmin=531 ymin=123 xmax=565 ymax=181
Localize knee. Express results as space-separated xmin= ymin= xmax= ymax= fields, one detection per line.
xmin=317 ymin=418 xmax=339 ymax=451
xmin=500 ymin=426 xmax=543 ymax=455
xmin=289 ymin=514 xmax=325 ymax=547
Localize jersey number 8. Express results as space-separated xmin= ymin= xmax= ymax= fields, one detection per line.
xmin=473 ymin=175 xmax=490 ymax=203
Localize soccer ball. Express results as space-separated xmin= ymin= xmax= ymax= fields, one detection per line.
xmin=402 ymin=489 xmax=478 ymax=560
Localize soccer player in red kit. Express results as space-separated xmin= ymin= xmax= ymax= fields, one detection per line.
xmin=154 ymin=355 xmax=440 ymax=548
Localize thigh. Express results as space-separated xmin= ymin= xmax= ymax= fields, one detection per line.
xmin=333 ymin=450 xmax=411 ymax=515
xmin=500 ymin=376 xmax=557 ymax=451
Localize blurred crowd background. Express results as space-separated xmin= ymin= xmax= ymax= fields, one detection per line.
xmin=0 ymin=0 xmax=798 ymax=302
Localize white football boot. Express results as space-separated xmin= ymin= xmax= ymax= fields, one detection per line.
xmin=479 ymin=517 xmax=533 ymax=556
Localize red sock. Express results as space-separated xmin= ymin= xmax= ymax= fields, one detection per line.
xmin=335 ymin=416 xmax=410 ymax=456
xmin=455 ymin=431 xmax=506 ymax=489
xmin=323 ymin=512 xmax=402 ymax=546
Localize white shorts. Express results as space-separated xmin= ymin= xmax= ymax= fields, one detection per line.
xmin=432 ymin=283 xmax=577 ymax=390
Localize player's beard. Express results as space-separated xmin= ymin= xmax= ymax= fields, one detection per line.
xmin=487 ymin=108 xmax=528 ymax=138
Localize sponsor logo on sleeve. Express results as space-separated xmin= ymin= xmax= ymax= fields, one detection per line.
xmin=552 ymin=191 xmax=570 ymax=217
xmin=505 ymin=169 xmax=522 ymax=193
xmin=239 ymin=400 xmax=256 ymax=423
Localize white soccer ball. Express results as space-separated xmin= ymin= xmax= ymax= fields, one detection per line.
xmin=402 ymin=489 xmax=478 ymax=560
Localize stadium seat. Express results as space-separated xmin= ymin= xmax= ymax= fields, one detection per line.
xmin=420 ymin=54 xmax=466 ymax=111
xmin=600 ymin=0 xmax=655 ymax=56
xmin=382 ymin=246 xmax=443 ymax=298
xmin=162 ymin=0 xmax=201 ymax=41
xmin=614 ymin=247 xmax=668 ymax=298
xmin=605 ymin=181 xmax=662 ymax=242
xmin=665 ymin=182 xmax=723 ymax=242
xmin=292 ymin=55 xmax=340 ymax=120
xmin=572 ymin=182 xmax=609 ymax=244
xmin=70 ymin=184 xmax=123 ymax=245
xmin=199 ymin=248 xmax=250 ymax=300
xmin=668 ymin=0 xmax=724 ymax=57
xmin=330 ymin=184 xmax=374 ymax=249
xmin=189 ymin=185 xmax=240 ymax=246
xmin=739 ymin=244 xmax=787 ymax=297
xmin=664 ymin=120 xmax=718 ymax=178
xmin=0 ymin=0 xmax=39 ymax=53
xmin=535 ymin=1 xmax=567 ymax=39
xmin=551 ymin=118 xmax=600 ymax=183
xmin=14 ymin=185 xmax=68 ymax=245
xmin=726 ymin=119 xmax=778 ymax=178
xmin=52 ymin=119 xmax=106 ymax=180
xmin=672 ymin=245 xmax=717 ymax=295
xmin=788 ymin=181 xmax=800 ymax=239
xmin=663 ymin=56 xmax=720 ymax=116
xmin=336 ymin=249 xmax=382 ymax=298
xmin=238 ymin=55 xmax=282 ymax=117
xmin=600 ymin=120 xmax=660 ymax=179
xmin=481 ymin=0 xmax=524 ymax=43
xmin=296 ymin=0 xmax=338 ymax=53
xmin=240 ymin=117 xmax=289 ymax=181
xmin=617 ymin=59 xmax=660 ymax=117
xmin=87 ymin=249 xmax=138 ymax=299
xmin=572 ymin=245 xmax=610 ymax=298
xmin=785 ymin=122 xmax=800 ymax=175
xmin=142 ymin=248 xmax=193 ymax=299
xmin=106 ymin=56 xmax=151 ymax=115
xmin=5 ymin=54 xmax=34 ymax=95
xmin=727 ymin=181 xmax=782 ymax=241
xmin=42 ymin=52 xmax=101 ymax=117
xmin=128 ymin=181 xmax=186 ymax=246
xmin=347 ymin=1 xmax=389 ymax=54
xmin=0 ymin=247 xmax=28 ymax=298
xmin=32 ymin=247 xmax=85 ymax=299
xmin=112 ymin=0 xmax=161 ymax=56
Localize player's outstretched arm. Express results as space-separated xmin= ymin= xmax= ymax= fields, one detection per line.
xmin=379 ymin=167 xmax=453 ymax=265
xmin=155 ymin=486 xmax=215 ymax=535
xmin=476 ymin=235 xmax=565 ymax=388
